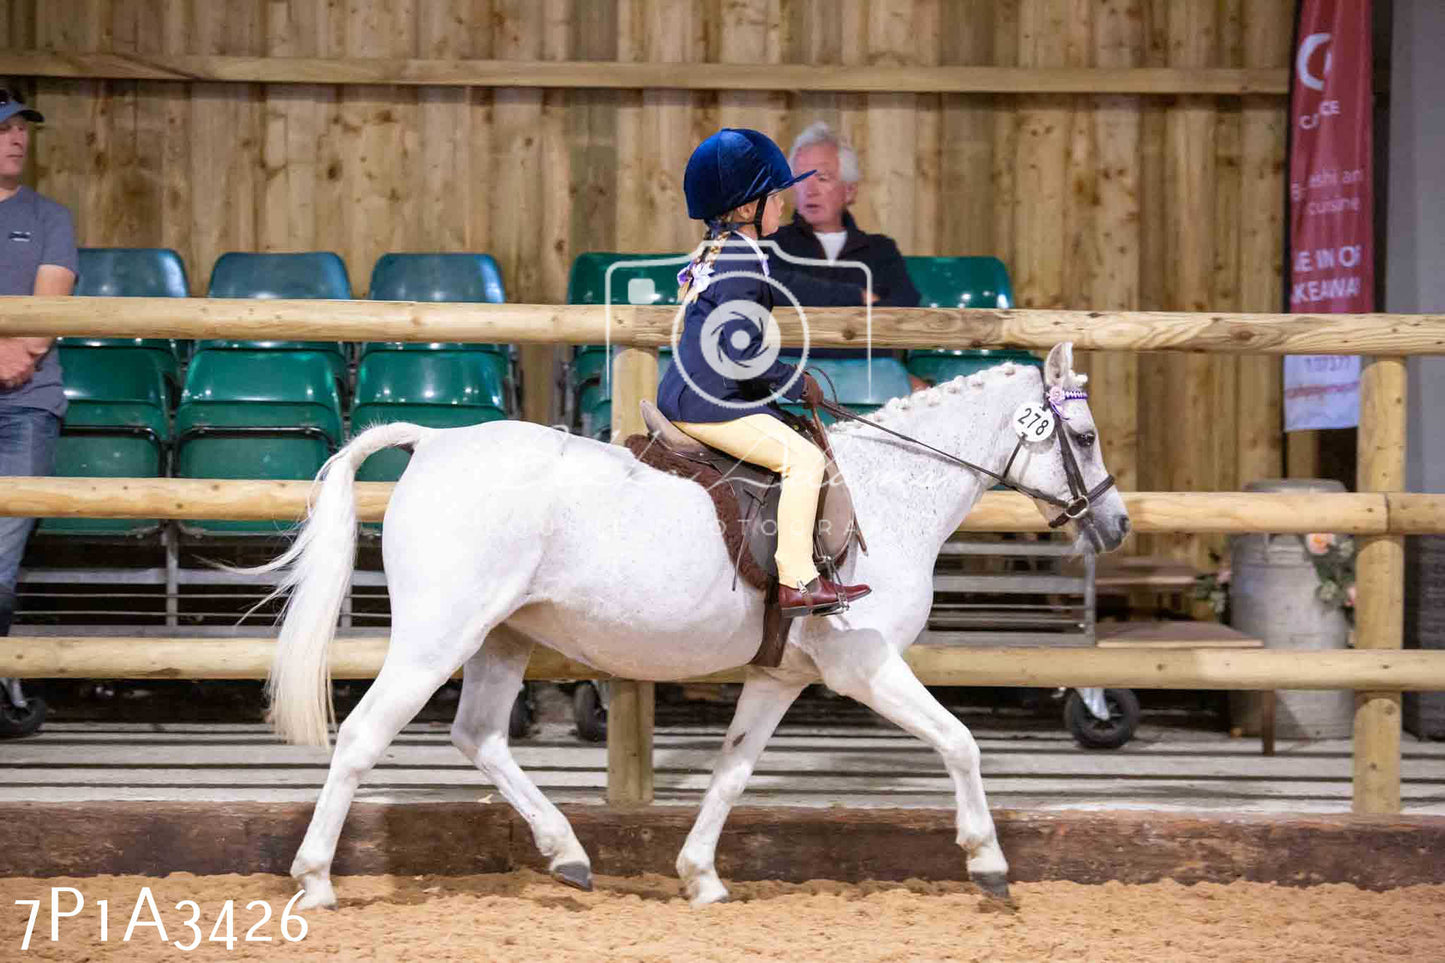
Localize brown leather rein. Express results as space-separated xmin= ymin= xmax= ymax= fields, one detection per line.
xmin=805 ymin=386 xmax=1117 ymax=532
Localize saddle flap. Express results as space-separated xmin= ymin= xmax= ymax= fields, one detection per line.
xmin=632 ymin=402 xmax=860 ymax=578
xmin=639 ymin=399 xmax=711 ymax=458
xmin=818 ymin=460 xmax=857 ymax=559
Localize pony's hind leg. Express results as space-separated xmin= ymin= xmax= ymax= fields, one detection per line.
xmin=289 ymin=648 xmax=459 ymax=909
xmin=449 ymin=624 xmax=593 ymax=890
xmin=819 ymin=651 xmax=1011 ymax=903
xmin=290 ymin=595 xmax=522 ymax=910
xmin=676 ymin=673 xmax=805 ymax=907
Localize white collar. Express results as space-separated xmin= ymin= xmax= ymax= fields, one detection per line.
xmin=731 ymin=231 xmax=771 ymax=277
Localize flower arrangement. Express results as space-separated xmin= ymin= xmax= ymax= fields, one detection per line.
xmin=1195 ymin=534 xmax=1357 ymax=625
xmin=1194 ymin=551 xmax=1231 ymax=620
xmin=1302 ymin=532 xmax=1356 ymax=621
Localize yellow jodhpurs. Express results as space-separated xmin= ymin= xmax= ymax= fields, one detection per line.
xmin=673 ymin=414 xmax=826 ymax=589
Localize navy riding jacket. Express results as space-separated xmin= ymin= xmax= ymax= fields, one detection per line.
xmin=656 ymin=234 xmax=807 ymax=425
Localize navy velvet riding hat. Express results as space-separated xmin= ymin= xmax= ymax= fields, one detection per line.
xmin=683 ymin=128 xmax=815 ymax=221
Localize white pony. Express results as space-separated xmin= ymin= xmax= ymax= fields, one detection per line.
xmin=254 ymin=342 xmax=1129 ymax=910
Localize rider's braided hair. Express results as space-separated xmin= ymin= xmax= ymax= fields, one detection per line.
xmin=677 ymin=201 xmax=766 ymax=304
xmin=677 ymin=231 xmax=728 ymax=305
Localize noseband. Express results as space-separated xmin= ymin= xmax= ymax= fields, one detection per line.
xmin=813 ymin=384 xmax=1116 ymax=529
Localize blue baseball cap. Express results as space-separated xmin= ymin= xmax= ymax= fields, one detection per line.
xmin=0 ymin=89 xmax=44 ymax=125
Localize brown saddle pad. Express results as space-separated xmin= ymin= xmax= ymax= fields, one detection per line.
xmin=622 ymin=433 xmax=773 ymax=591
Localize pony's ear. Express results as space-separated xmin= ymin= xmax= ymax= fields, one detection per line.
xmin=1044 ymin=343 xmax=1075 ymax=387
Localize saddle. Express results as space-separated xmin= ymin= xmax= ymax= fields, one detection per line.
xmin=623 ymin=400 xmax=867 ymax=668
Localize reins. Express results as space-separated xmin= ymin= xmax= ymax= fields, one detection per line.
xmin=806 ymin=384 xmax=1116 ymax=531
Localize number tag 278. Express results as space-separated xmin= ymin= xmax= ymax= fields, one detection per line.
xmin=1011 ymin=402 xmax=1056 ymax=441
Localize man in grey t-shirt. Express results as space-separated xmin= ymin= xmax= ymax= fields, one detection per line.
xmin=0 ymin=88 xmax=77 ymax=736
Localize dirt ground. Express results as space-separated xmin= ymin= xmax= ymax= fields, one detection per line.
xmin=2 ymin=870 xmax=1441 ymax=962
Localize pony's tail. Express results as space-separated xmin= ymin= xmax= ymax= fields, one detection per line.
xmin=234 ymin=421 xmax=428 ymax=748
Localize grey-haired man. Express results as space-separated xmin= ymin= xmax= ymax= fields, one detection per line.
xmin=0 ymin=88 xmax=76 ymax=736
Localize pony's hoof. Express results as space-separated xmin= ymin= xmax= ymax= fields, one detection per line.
xmin=686 ymin=875 xmax=730 ymax=908
xmin=551 ymin=861 xmax=593 ymax=892
xmin=294 ymin=878 xmax=337 ymax=911
xmin=972 ymin=871 xmax=1014 ymax=908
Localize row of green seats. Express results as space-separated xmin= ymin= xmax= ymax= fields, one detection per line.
xmin=67 ymin=249 xmax=511 ymax=382
xmin=564 ymin=253 xmax=1034 ymax=439
xmin=48 ymin=344 xmax=509 ymax=538
xmin=46 ymin=251 xmax=514 ymax=539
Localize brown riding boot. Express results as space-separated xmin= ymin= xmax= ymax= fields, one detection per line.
xmin=778 ymin=576 xmax=872 ymax=618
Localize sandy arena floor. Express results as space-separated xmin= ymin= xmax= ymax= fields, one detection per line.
xmin=2 ymin=870 xmax=1442 ymax=962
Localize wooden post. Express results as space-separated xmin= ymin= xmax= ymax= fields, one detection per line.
xmin=1236 ymin=2 xmax=1291 ymax=488
xmin=1287 ymin=429 xmax=1321 ymax=480
xmin=607 ymin=346 xmax=658 ymax=806
xmin=1354 ymin=356 xmax=1407 ymax=814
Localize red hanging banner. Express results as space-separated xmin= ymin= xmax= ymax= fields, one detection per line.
xmin=1284 ymin=0 xmax=1374 ymax=431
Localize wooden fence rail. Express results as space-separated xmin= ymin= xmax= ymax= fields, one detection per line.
xmin=0 ymin=480 xmax=1430 ymax=533
xmin=4 ymin=298 xmax=1445 ymax=354
xmin=5 ymin=639 xmax=1443 ymax=693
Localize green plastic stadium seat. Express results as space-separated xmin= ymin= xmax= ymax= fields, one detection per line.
xmin=58 ymin=336 xmax=182 ymax=399
xmin=175 ymin=350 xmax=342 ymax=536
xmin=191 ymin=339 xmax=349 ymax=397
xmin=578 ymin=382 xmax=612 ymax=441
xmin=40 ymin=347 xmax=170 ymax=537
xmin=357 ymin=343 xmax=510 ymax=387
xmin=369 ymin=251 xmax=505 ymax=303
xmin=568 ymin=253 xmax=687 ymax=397
xmin=365 ymin=253 xmax=509 ymax=356
xmin=70 ymin=247 xmax=191 ymax=391
xmin=566 ymin=252 xmax=687 ymax=307
xmin=577 ymin=347 xmax=675 ymax=390
xmin=208 ymin=251 xmax=352 ymax=300
xmin=782 ymin=356 xmax=913 ymax=425
xmin=572 ymin=346 xmax=610 ymax=389
xmin=352 ymin=351 xmax=509 ymax=483
xmin=900 ymin=257 xmax=1039 ymax=385
xmin=905 ymin=255 xmax=1014 ymax=310
xmin=573 ymin=348 xmax=674 ymax=442
xmin=75 ymin=247 xmax=191 ymax=298
xmin=205 ymin=251 xmax=354 ymax=389
xmin=904 ymin=348 xmax=1042 ymax=387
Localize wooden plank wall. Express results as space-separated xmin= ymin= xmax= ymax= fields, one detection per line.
xmin=3 ymin=0 xmax=1293 ymax=564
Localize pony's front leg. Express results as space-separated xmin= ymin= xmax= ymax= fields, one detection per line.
xmin=819 ymin=650 xmax=1011 ymax=902
xmin=677 ymin=673 xmax=805 ymax=907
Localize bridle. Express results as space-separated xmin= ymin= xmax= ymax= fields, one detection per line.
xmin=810 ymin=382 xmax=1117 ymax=531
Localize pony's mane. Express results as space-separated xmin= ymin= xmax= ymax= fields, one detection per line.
xmin=827 ymin=359 xmax=1076 ymax=433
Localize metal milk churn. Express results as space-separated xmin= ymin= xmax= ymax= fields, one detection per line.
xmin=1228 ymin=479 xmax=1354 ymax=739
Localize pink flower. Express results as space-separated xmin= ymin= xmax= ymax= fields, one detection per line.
xmin=1346 ymin=584 xmax=1357 ymax=608
xmin=1305 ymin=533 xmax=1334 ymax=556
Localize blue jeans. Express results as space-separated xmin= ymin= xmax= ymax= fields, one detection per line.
xmin=0 ymin=407 xmax=59 ymax=635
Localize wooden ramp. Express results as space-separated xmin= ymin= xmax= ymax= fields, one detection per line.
xmin=1097 ymin=620 xmax=1263 ymax=648
xmin=1096 ymin=620 xmax=1275 ymax=753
